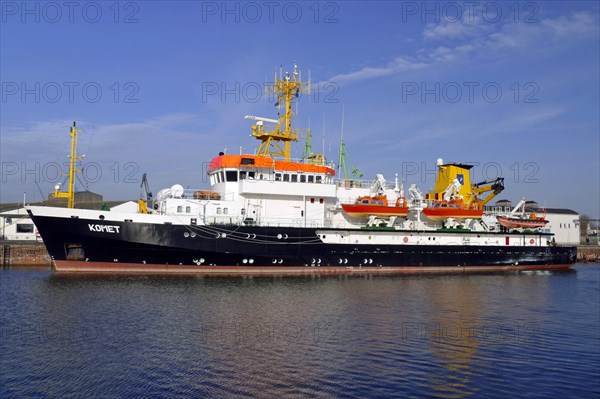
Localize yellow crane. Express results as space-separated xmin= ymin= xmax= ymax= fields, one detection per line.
xmin=471 ymin=178 xmax=505 ymax=206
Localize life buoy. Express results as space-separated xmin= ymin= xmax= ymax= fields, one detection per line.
xmin=529 ymin=239 xmax=534 ymax=244
xmin=403 ymin=237 xmax=409 ymax=243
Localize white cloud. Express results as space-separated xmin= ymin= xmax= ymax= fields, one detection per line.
xmin=423 ymin=14 xmax=492 ymax=41
xmin=327 ymin=57 xmax=428 ymax=84
xmin=489 ymin=11 xmax=597 ymax=50
xmin=327 ymin=11 xmax=598 ymax=85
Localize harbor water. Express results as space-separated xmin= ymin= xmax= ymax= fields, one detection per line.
xmin=1 ymin=265 xmax=599 ymax=398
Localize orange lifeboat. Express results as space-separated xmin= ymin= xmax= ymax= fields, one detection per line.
xmin=422 ymin=199 xmax=483 ymax=221
xmin=342 ymin=195 xmax=409 ymax=218
xmin=497 ymin=212 xmax=549 ymax=229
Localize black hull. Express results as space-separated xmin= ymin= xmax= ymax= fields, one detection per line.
xmin=29 ymin=214 xmax=577 ymax=274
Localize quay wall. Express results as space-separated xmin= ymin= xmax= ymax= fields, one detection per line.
xmin=1 ymin=241 xmax=52 ymax=267
xmin=577 ymin=245 xmax=600 ymax=262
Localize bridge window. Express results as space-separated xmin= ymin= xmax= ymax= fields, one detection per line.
xmin=226 ymin=171 xmax=238 ymax=182
xmin=308 ymin=175 xmax=314 ymax=183
xmin=283 ymin=174 xmax=290 ymax=182
xmin=275 ymin=173 xmax=282 ymax=181
xmin=291 ymin=174 xmax=298 ymax=182
xmin=316 ymin=176 xmax=322 ymax=183
xmin=300 ymin=175 xmax=306 ymax=183
xmin=240 ymin=171 xmax=247 ymax=179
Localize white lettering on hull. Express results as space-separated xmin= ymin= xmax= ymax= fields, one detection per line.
xmin=88 ymin=224 xmax=120 ymax=233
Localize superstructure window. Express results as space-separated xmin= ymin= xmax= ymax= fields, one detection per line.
xmin=226 ymin=171 xmax=238 ymax=182
xmin=291 ymin=174 xmax=298 ymax=182
xmin=240 ymin=171 xmax=247 ymax=179
xmin=316 ymin=176 xmax=322 ymax=183
xmin=300 ymin=175 xmax=306 ymax=183
xmin=308 ymin=175 xmax=314 ymax=183
xmin=283 ymin=174 xmax=290 ymax=182
xmin=248 ymin=171 xmax=256 ymax=179
xmin=241 ymin=158 xmax=255 ymax=165
xmin=177 ymin=206 xmax=183 ymax=213
xmin=275 ymin=173 xmax=282 ymax=181
xmin=186 ymin=206 xmax=191 ymax=213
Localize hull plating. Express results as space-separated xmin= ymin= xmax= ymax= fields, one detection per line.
xmin=31 ymin=213 xmax=576 ymax=274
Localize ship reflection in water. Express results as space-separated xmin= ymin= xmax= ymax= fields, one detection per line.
xmin=0 ymin=266 xmax=597 ymax=398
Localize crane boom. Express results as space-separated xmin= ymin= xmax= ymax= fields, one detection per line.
xmin=138 ymin=173 xmax=153 ymax=214
xmin=472 ymin=177 xmax=504 ymax=206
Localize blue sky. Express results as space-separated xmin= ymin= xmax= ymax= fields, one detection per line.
xmin=1 ymin=1 xmax=599 ymax=218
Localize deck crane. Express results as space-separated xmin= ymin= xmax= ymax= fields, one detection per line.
xmin=443 ymin=178 xmax=462 ymax=201
xmin=369 ymin=174 xmax=387 ymax=196
xmin=508 ymin=198 xmax=527 ymax=217
xmin=471 ymin=177 xmax=504 ymax=206
xmin=138 ymin=173 xmax=153 ymax=214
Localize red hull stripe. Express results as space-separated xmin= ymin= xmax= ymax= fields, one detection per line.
xmin=53 ymin=261 xmax=573 ymax=275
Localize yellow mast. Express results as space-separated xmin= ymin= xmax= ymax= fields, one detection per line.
xmin=251 ymin=64 xmax=310 ymax=161
xmin=53 ymin=122 xmax=82 ymax=208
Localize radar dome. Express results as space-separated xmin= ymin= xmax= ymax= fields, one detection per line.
xmin=170 ymin=184 xmax=184 ymax=198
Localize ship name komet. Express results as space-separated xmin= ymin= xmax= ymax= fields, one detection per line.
xmin=88 ymin=224 xmax=120 ymax=233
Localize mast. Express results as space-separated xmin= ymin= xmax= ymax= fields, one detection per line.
xmin=249 ymin=64 xmax=310 ymax=161
xmin=337 ymin=105 xmax=347 ymax=179
xmin=53 ymin=122 xmax=82 ymax=208
xmin=337 ymin=105 xmax=362 ymax=180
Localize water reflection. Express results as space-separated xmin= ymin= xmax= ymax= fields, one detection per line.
xmin=1 ymin=266 xmax=596 ymax=398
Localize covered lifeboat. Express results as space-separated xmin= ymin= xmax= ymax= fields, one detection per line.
xmin=342 ymin=195 xmax=408 ymax=218
xmin=423 ymin=199 xmax=483 ymax=221
xmin=496 ymin=214 xmax=549 ymax=229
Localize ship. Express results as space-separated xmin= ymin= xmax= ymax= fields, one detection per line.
xmin=27 ymin=65 xmax=576 ymax=274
